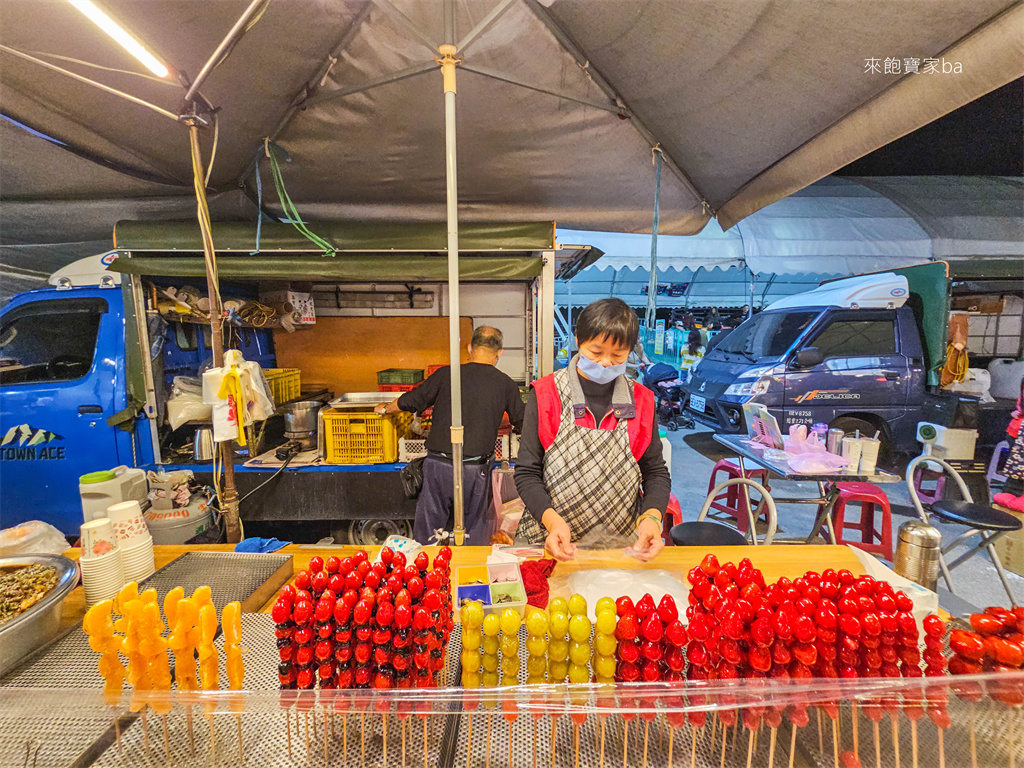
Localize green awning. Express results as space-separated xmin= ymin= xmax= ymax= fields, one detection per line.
xmin=108 ymin=253 xmax=543 ymax=281
xmin=944 ymin=257 xmax=1024 ymax=281
xmin=114 ymin=220 xmax=556 ymax=253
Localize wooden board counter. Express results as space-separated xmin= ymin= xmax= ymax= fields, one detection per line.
xmin=59 ymin=544 xmax=864 ymax=630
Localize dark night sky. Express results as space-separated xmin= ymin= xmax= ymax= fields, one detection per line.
xmin=836 ymin=78 xmax=1023 ymax=176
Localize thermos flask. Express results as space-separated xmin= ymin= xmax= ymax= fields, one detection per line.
xmin=826 ymin=428 xmax=845 ymax=455
xmin=893 ymin=520 xmax=942 ymax=591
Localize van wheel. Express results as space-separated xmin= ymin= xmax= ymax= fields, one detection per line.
xmin=829 ymin=417 xmax=890 ymax=465
xmin=349 ymin=518 xmax=403 ymax=546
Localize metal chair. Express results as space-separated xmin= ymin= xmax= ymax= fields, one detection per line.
xmin=671 ymin=477 xmax=778 ymax=547
xmin=906 ymin=451 xmax=1021 ymax=604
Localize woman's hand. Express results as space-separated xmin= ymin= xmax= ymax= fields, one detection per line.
xmin=541 ymin=509 xmax=576 ymax=561
xmin=632 ymin=512 xmax=665 ymax=562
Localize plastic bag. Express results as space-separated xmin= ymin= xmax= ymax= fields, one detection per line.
xmin=167 ymin=392 xmax=212 ymax=431
xmin=551 ymin=555 xmax=689 ymax=622
xmin=787 ymin=452 xmax=850 ymax=474
xmin=0 ymin=520 xmax=70 ymax=556
xmin=782 ymin=424 xmax=826 ymax=454
xmin=491 ymin=464 xmax=525 ymax=541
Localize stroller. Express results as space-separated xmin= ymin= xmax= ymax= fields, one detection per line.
xmin=642 ymin=363 xmax=694 ymax=432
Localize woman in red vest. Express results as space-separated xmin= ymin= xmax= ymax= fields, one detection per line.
xmin=514 ymin=299 xmax=671 ymax=561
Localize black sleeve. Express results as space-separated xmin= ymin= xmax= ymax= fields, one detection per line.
xmin=513 ymin=391 xmax=554 ymax=523
xmin=397 ymin=371 xmax=441 ymax=413
xmin=507 ymin=379 xmax=526 ymax=433
xmin=638 ymin=415 xmax=671 ymax=514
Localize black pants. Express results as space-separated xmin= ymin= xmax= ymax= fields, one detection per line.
xmin=413 ymin=457 xmax=495 ymax=545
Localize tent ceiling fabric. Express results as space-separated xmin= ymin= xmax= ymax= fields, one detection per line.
xmin=563 ymin=176 xmax=1023 ymax=276
xmin=1 ymin=0 xmax=1022 ymax=291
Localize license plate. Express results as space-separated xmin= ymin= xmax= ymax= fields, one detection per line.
xmin=689 ymin=394 xmax=706 ymax=414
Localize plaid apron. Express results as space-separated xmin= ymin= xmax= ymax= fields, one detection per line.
xmin=516 ymin=361 xmax=643 ymax=544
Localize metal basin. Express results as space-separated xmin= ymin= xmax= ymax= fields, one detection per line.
xmin=328 ymin=392 xmax=393 ymax=409
xmin=0 ymin=554 xmax=79 ymax=677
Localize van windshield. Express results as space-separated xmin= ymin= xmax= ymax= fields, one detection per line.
xmin=711 ymin=310 xmax=819 ymax=362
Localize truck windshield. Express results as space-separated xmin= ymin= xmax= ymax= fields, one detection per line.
xmin=712 ymin=310 xmax=819 ymax=361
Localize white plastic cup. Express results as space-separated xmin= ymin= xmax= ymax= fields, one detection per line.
xmin=859 ymin=438 xmax=881 ymax=475
xmin=842 ymin=437 xmax=862 ymax=472
xmin=80 ymin=518 xmax=118 ymax=558
xmin=107 ymin=500 xmax=149 ymax=544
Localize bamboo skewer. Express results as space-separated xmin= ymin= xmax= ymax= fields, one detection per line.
xmin=486 ymin=713 xmax=492 ymax=768
xmin=788 ymin=725 xmax=797 ymax=768
xmin=746 ymin=728 xmax=754 ymax=768
xmin=142 ymin=710 xmax=151 ymax=756
xmin=210 ymin=712 xmax=218 ymax=763
xmin=361 ymin=713 xmax=366 ymax=766
xmin=910 ymin=719 xmax=918 ymax=768
xmin=600 ymin=718 xmax=606 ymax=768
xmin=285 ymin=711 xmax=292 ymax=759
xmin=768 ymin=725 xmax=777 ymax=768
xmin=719 ymin=723 xmax=727 ymax=768
xmin=891 ymin=715 xmax=900 ymax=768
xmin=817 ymin=710 xmax=824 ymax=756
xmin=322 ymin=710 xmax=328 ymax=765
xmin=709 ymin=717 xmax=717 ymax=757
xmin=832 ymin=716 xmax=839 ymax=768
xmin=691 ymin=726 xmax=698 ymax=768
xmin=550 ymin=716 xmax=556 ymax=768
xmin=576 ymin=723 xmax=581 ymax=768
xmin=115 ymin=716 xmax=122 ymax=756
xmin=424 ymin=718 xmax=428 ymax=768
xmin=852 ymin=703 xmax=859 ymax=762
xmin=642 ymin=721 xmax=649 ymax=768
xmin=969 ymin=709 xmax=977 ymax=768
xmin=384 ymin=714 xmax=389 ymax=768
xmin=937 ymin=726 xmax=945 ymax=768
xmin=623 ymin=721 xmax=629 ymax=768
xmin=402 ymin=718 xmax=407 ymax=768
xmin=162 ymin=714 xmax=170 ymax=761
xmin=186 ymin=707 xmax=195 ymax=757
xmin=668 ymin=727 xmax=674 ymax=768
xmin=304 ymin=711 xmax=310 ymax=761
xmin=509 ymin=728 xmax=514 ymax=768
xmin=873 ymin=721 xmax=881 ymax=768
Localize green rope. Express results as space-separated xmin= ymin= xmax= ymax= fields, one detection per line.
xmin=267 ymin=145 xmax=335 ymax=256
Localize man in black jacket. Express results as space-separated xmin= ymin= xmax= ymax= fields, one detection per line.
xmin=376 ymin=327 xmax=525 ymax=545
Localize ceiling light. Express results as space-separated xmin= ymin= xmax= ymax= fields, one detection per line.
xmin=67 ymin=0 xmax=168 ymax=78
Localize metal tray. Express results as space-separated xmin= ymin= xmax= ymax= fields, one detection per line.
xmin=0 ymin=555 xmax=78 ymax=676
xmin=327 ymin=392 xmax=393 ymax=409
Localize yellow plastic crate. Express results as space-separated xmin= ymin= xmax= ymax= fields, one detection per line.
xmin=322 ymin=408 xmax=413 ymax=464
xmin=263 ymin=368 xmax=301 ymax=405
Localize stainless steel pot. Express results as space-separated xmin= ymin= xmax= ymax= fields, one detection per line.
xmin=193 ymin=427 xmax=215 ymax=461
xmin=284 ymin=401 xmax=324 ymax=434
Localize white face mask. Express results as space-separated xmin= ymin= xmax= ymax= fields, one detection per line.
xmin=577 ymin=353 xmax=626 ymax=384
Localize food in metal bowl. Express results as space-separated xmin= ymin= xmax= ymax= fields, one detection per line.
xmin=0 ymin=563 xmax=60 ymax=625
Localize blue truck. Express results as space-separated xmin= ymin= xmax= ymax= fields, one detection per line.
xmin=684 ymin=262 xmax=1015 ymax=458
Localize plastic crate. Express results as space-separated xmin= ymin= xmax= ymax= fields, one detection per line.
xmin=322 ymin=408 xmax=413 ymax=464
xmin=262 ymin=368 xmax=301 ymax=405
xmin=426 ymin=364 xmax=447 ymax=377
xmin=494 ymin=433 xmax=519 ymax=462
xmin=398 ymin=436 xmax=428 ymax=463
xmin=377 ymin=368 xmax=424 ymax=385
xmin=379 ymin=383 xmax=419 ymax=393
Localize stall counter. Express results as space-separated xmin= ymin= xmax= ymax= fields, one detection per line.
xmin=59 ymin=543 xmax=865 ymax=630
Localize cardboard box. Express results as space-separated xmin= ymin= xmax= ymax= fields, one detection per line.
xmin=992 ymin=504 xmax=1024 ymax=576
xmin=260 ymin=289 xmax=315 ymax=325
xmin=951 ymin=296 xmax=1006 ymax=314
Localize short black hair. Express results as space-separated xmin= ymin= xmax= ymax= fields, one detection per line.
xmin=575 ymin=298 xmax=639 ymax=349
xmin=471 ymin=326 xmax=503 ymax=352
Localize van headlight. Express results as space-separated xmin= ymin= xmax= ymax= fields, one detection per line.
xmin=724 ymin=365 xmax=775 ymax=397
xmin=724 ymin=378 xmax=771 ymax=397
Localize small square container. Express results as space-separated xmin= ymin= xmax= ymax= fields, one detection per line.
xmin=456 ymin=585 xmax=491 ymax=613
xmin=487 ymin=562 xmax=520 ymax=585
xmin=455 ymin=565 xmax=489 ymax=587
xmin=486 ymin=580 xmax=527 ymax=619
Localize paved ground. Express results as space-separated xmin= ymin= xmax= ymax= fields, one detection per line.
xmin=664 ymin=424 xmax=1024 ymax=610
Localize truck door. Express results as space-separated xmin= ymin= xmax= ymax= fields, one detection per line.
xmin=783 ymin=310 xmax=910 ymax=425
xmin=0 ymin=293 xmax=123 ymax=534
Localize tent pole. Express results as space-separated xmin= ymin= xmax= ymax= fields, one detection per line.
xmin=438 ymin=11 xmax=465 ymax=545
xmin=188 ymin=122 xmax=242 ymax=544
xmin=645 ymin=147 xmax=663 ymax=345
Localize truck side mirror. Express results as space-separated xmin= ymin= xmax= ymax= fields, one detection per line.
xmin=796 ymin=347 xmax=823 ymax=368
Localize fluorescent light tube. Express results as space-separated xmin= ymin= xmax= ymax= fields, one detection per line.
xmin=67 ymin=0 xmax=168 ymax=78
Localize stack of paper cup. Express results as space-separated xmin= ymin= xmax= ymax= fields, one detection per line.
xmin=79 ymin=518 xmax=124 ymax=605
xmin=107 ymin=500 xmax=155 ymax=581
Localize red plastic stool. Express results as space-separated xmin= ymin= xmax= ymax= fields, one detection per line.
xmin=706 ymin=459 xmax=770 ymax=533
xmin=662 ymin=494 xmax=683 ymax=545
xmin=829 ymin=482 xmax=893 ymax=560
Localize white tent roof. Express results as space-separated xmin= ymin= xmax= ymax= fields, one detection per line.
xmin=561 ymin=176 xmax=1023 ymax=276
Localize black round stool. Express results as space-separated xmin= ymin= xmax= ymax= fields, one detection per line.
xmin=669 ymin=521 xmax=749 ymax=547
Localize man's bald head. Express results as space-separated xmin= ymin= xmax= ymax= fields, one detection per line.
xmin=468 ymin=326 xmax=504 ymax=363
